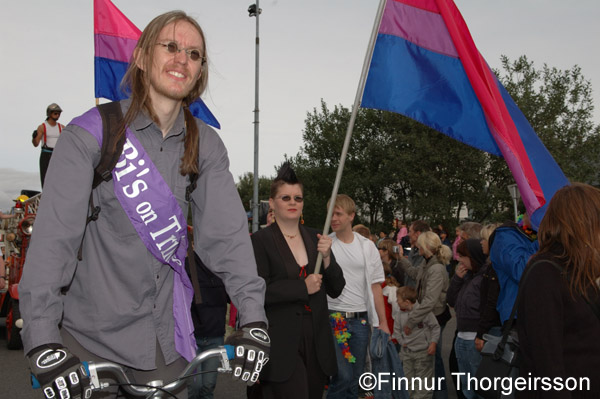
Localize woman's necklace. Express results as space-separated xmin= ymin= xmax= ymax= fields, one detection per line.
xmin=282 ymin=231 xmax=298 ymax=239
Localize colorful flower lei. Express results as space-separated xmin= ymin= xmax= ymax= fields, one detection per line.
xmin=329 ymin=312 xmax=356 ymax=363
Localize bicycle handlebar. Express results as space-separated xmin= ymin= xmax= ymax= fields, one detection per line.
xmin=33 ymin=345 xmax=235 ymax=397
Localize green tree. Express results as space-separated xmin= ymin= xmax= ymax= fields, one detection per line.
xmin=292 ymin=101 xmax=488 ymax=231
xmin=497 ymin=55 xmax=600 ymax=184
xmin=236 ymin=172 xmax=272 ymax=212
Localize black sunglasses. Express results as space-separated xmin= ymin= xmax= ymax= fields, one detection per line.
xmin=276 ymin=195 xmax=304 ymax=203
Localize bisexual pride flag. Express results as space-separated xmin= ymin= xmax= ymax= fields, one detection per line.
xmin=94 ymin=0 xmax=220 ymax=129
xmin=361 ymin=0 xmax=569 ymax=229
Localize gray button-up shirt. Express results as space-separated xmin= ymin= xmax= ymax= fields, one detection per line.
xmin=19 ymin=100 xmax=266 ymax=369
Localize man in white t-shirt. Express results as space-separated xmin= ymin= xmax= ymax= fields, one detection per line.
xmin=326 ymin=194 xmax=390 ymax=399
xmin=32 ymin=103 xmax=64 ymax=187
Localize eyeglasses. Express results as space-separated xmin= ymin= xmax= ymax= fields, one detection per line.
xmin=378 ymin=247 xmax=386 ymax=251
xmin=156 ymin=42 xmax=206 ymax=64
xmin=276 ymin=195 xmax=304 ymax=203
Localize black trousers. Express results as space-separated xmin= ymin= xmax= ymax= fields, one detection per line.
xmin=248 ymin=313 xmax=328 ymax=399
xmin=39 ymin=150 xmax=52 ymax=188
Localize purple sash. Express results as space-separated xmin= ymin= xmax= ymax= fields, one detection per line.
xmin=72 ymin=107 xmax=196 ymax=361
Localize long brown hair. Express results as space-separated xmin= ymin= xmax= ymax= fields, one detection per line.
xmin=119 ymin=11 xmax=209 ymax=176
xmin=537 ymin=183 xmax=600 ymax=299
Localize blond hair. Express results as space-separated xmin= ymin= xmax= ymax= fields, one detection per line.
xmin=481 ymin=223 xmax=501 ymax=242
xmin=417 ymin=231 xmax=452 ymax=264
xmin=327 ymin=194 xmax=356 ymax=215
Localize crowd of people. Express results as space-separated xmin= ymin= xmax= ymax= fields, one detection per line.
xmin=17 ymin=7 xmax=600 ymax=399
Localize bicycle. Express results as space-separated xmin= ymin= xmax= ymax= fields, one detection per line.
xmin=34 ymin=345 xmax=235 ymax=398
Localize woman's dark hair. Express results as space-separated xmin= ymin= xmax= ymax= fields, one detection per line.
xmin=269 ymin=162 xmax=303 ymax=198
xmin=456 ymin=238 xmax=486 ymax=273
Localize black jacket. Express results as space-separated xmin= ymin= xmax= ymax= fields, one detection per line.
xmin=251 ymin=223 xmax=346 ymax=382
xmin=186 ymin=253 xmax=228 ymax=337
xmin=517 ymin=249 xmax=600 ymax=398
xmin=476 ymin=262 xmax=501 ymax=338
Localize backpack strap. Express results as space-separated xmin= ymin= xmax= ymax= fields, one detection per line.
xmin=92 ymin=102 xmax=126 ymax=189
xmin=78 ymin=102 xmax=125 ymax=261
xmin=186 ymin=173 xmax=199 ymax=202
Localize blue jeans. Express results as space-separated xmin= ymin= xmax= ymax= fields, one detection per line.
xmin=188 ymin=336 xmax=224 ymax=399
xmin=327 ymin=317 xmax=370 ymax=399
xmin=454 ymin=337 xmax=482 ymax=399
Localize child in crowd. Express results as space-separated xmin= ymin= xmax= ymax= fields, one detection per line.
xmin=394 ymin=286 xmax=440 ymax=399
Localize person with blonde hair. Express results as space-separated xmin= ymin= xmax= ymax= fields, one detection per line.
xmin=326 ymin=194 xmax=390 ymax=399
xmin=517 ymin=183 xmax=600 ymax=397
xmin=398 ymin=231 xmax=452 ymax=397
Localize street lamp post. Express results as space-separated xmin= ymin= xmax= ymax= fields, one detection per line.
xmin=249 ymin=2 xmax=261 ymax=233
xmin=507 ymin=184 xmax=520 ymax=222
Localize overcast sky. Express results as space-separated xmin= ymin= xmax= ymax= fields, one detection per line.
xmin=1 ymin=0 xmax=599 ymax=212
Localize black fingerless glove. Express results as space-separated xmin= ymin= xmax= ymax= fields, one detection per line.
xmin=28 ymin=344 xmax=92 ymax=399
xmin=224 ymin=322 xmax=270 ymax=385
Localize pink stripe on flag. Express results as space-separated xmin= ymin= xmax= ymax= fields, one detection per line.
xmin=94 ymin=0 xmax=141 ymax=39
xmin=95 ymin=34 xmax=138 ymax=63
xmin=486 ymin=117 xmax=542 ymax=215
xmin=435 ymin=0 xmax=545 ymax=207
xmin=381 ymin=0 xmax=458 ymax=57
xmin=394 ymin=0 xmax=440 ymax=13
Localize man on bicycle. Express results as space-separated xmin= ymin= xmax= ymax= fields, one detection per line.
xmin=20 ymin=11 xmax=269 ymax=399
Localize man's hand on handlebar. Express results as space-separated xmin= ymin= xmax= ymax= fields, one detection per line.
xmin=224 ymin=322 xmax=270 ymax=385
xmin=28 ymin=344 xmax=92 ymax=399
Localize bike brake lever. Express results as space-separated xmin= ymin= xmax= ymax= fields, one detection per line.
xmin=218 ymin=345 xmax=235 ymax=373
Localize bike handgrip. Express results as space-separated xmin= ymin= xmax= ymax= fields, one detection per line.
xmin=31 ymin=362 xmax=90 ymax=389
xmin=224 ymin=344 xmax=235 ymax=360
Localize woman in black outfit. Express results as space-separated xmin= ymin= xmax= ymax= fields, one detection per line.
xmin=248 ymin=164 xmax=345 ymax=399
xmin=518 ymin=183 xmax=600 ymax=398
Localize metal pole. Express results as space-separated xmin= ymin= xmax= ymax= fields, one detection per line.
xmin=314 ymin=0 xmax=387 ymax=274
xmin=250 ymin=2 xmax=261 ymax=233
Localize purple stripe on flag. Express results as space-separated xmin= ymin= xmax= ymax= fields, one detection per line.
xmin=94 ymin=33 xmax=137 ymax=63
xmin=380 ymin=0 xmax=458 ymax=58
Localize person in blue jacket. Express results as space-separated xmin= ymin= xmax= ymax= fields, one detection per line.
xmin=488 ymin=214 xmax=538 ymax=324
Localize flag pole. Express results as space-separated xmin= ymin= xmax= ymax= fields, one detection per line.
xmin=314 ymin=0 xmax=387 ymax=274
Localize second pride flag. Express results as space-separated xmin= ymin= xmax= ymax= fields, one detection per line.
xmin=94 ymin=0 xmax=220 ymax=129
xmin=361 ymin=0 xmax=569 ymax=229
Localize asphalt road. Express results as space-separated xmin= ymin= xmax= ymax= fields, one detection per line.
xmin=1 ymin=316 xmax=458 ymax=399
